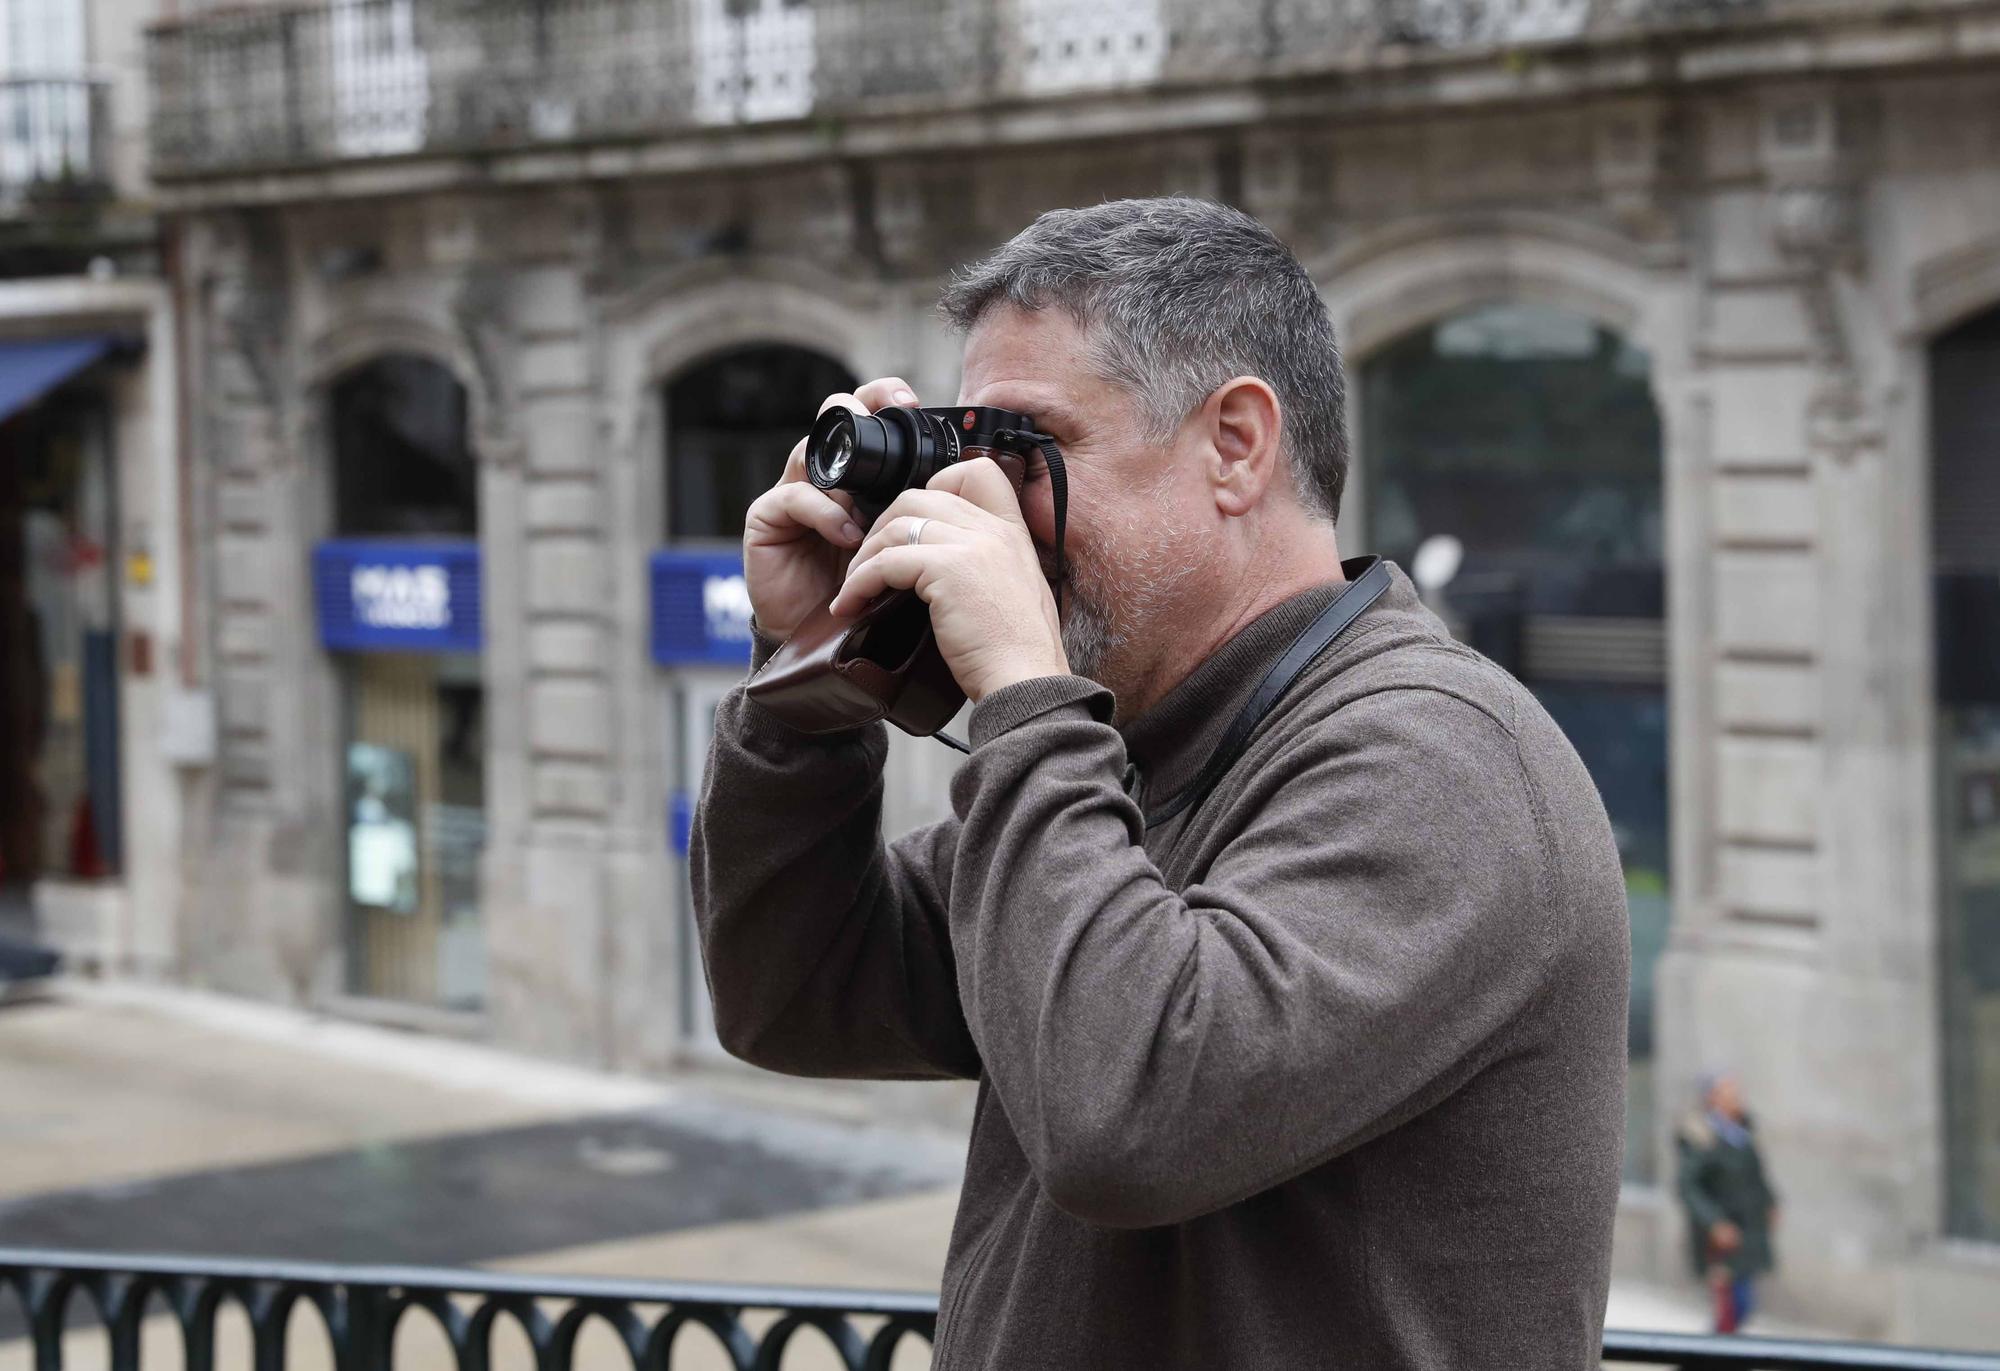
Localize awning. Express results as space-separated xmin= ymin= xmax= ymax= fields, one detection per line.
xmin=0 ymin=334 xmax=118 ymax=426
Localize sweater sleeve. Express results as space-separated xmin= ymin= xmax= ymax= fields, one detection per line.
xmin=688 ymin=639 xmax=986 ymax=1081
xmin=946 ymin=682 xmax=1568 ymax=1228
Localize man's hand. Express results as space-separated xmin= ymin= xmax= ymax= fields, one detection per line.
xmin=828 ymin=457 xmax=1069 ymax=702
xmin=742 ymin=378 xmax=917 ymax=642
xmin=1709 ymin=1220 xmax=1743 ymax=1254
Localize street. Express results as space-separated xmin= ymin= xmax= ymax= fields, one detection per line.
xmin=1 ymin=982 xmax=1798 ymax=1369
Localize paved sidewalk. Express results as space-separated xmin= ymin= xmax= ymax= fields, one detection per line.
xmin=0 ymin=980 xmax=1815 ymax=1370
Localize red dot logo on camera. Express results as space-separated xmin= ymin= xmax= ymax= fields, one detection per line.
xmin=962 ymin=411 xmax=976 ymax=430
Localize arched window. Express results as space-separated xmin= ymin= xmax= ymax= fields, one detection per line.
xmin=1361 ymin=301 xmax=1667 ymax=1180
xmin=1934 ymin=304 xmax=2000 ymax=1240
xmin=328 ymin=353 xmax=483 ymax=1011
xmin=664 ymin=345 xmax=857 ymax=542
xmin=331 ymin=353 xmax=476 ymax=537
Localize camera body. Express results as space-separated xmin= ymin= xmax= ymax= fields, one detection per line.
xmin=748 ymin=402 xmax=1063 ymax=741
xmin=806 ymin=404 xmax=1043 ymax=513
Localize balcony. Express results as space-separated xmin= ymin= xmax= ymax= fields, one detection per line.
xmin=143 ymin=0 xmax=1799 ymax=182
xmin=0 ymin=79 xmax=111 ymax=208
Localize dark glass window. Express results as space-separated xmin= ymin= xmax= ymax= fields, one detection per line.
xmin=1935 ymin=305 xmax=2000 ymax=1241
xmin=1362 ymin=302 xmax=1667 ymax=1183
xmin=331 ymin=354 xmax=476 ymax=537
xmin=665 ymin=345 xmax=856 ymax=541
xmin=328 ymin=354 xmax=484 ymax=1011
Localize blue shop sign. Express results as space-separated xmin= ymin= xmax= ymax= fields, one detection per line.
xmin=314 ymin=539 xmax=482 ymax=654
xmin=651 ymin=549 xmax=754 ymax=666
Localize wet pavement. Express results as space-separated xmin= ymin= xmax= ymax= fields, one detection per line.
xmin=0 ymin=984 xmax=965 ymax=1348
xmin=0 ymin=1106 xmax=956 ymax=1268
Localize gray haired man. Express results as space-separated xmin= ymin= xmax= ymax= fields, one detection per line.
xmin=693 ymin=198 xmax=1630 ymax=1368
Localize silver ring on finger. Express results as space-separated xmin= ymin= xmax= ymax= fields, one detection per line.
xmin=907 ymin=517 xmax=930 ymax=547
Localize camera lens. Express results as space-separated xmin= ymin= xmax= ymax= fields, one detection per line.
xmin=822 ymin=428 xmax=854 ymax=482
xmin=806 ymin=406 xmax=946 ymax=506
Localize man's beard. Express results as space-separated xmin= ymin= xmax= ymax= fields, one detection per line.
xmin=1050 ymin=499 xmax=1208 ymax=701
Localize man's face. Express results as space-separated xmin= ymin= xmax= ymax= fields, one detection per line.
xmin=957 ymin=306 xmax=1221 ymax=697
xmin=1708 ymin=1075 xmax=1745 ymax=1121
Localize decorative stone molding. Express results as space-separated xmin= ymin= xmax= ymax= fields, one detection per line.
xmin=1594 ymin=97 xmax=1683 ymax=248
xmin=1758 ymin=86 xmax=1878 ymax=463
xmin=1910 ymin=235 xmax=2000 ymax=341
xmin=601 ymin=263 xmax=877 ymax=461
xmin=211 ymin=214 xmax=293 ymax=421
xmin=303 ymin=310 xmax=504 ymax=465
xmin=452 ymin=264 xmax=517 ymax=449
xmin=213 ymin=276 xmax=288 ymax=425
xmin=1314 ymin=210 xmax=1670 ymax=362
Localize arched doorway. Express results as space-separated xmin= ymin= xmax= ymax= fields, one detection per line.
xmin=1360 ymin=301 xmax=1668 ymax=1179
xmin=663 ymin=343 xmax=857 ymax=541
xmin=326 ymin=353 xmax=485 ymax=1010
xmin=1933 ymin=304 xmax=2000 ymax=1240
xmin=655 ymin=342 xmax=857 ymax=1051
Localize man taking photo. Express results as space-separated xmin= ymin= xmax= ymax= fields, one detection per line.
xmin=692 ymin=197 xmax=1630 ymax=1369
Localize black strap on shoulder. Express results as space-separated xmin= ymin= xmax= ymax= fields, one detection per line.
xmin=1142 ymin=555 xmax=1392 ymax=831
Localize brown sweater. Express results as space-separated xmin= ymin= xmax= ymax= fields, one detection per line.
xmin=691 ymin=564 xmax=1629 ymax=1369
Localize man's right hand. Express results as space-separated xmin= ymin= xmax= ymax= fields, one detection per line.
xmin=1709 ymin=1220 xmax=1742 ymax=1254
xmin=743 ymin=377 xmax=920 ymax=641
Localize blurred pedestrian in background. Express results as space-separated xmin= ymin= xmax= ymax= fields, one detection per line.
xmin=1678 ymin=1071 xmax=1780 ymax=1333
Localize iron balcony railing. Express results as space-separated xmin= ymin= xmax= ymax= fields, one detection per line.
xmin=145 ymin=0 xmax=1787 ymax=179
xmin=7 ymin=1248 xmax=2000 ymax=1371
xmin=0 ymin=78 xmax=112 ymax=203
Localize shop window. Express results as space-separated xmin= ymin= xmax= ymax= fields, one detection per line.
xmin=1360 ymin=301 xmax=1668 ymax=1182
xmin=330 ymin=353 xmax=484 ymax=1010
xmin=664 ymin=344 xmax=855 ymax=542
xmin=1935 ymin=304 xmax=2000 ymax=1241
xmin=0 ymin=384 xmax=118 ymax=893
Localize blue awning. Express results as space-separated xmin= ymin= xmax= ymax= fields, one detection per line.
xmin=0 ymin=334 xmax=117 ymax=425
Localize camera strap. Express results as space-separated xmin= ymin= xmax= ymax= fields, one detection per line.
xmin=1000 ymin=430 xmax=1068 ymax=616
xmin=1140 ymin=554 xmax=1390 ymax=830
xmin=933 ymin=431 xmax=1069 ymax=757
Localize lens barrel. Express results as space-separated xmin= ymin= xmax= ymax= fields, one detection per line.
xmin=806 ymin=406 xmax=953 ymax=506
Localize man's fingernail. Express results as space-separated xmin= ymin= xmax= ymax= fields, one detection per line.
xmin=842 ymin=521 xmax=861 ymax=540
xmin=894 ymin=389 xmax=917 ymax=404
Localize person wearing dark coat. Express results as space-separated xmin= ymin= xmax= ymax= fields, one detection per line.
xmin=1676 ymin=1072 xmax=1780 ymax=1332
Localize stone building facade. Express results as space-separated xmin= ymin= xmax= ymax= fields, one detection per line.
xmin=0 ymin=0 xmax=185 ymax=988
xmin=138 ymin=0 xmax=2000 ymax=1344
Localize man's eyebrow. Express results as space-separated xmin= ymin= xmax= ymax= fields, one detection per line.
xmin=1006 ymin=397 xmax=1082 ymax=434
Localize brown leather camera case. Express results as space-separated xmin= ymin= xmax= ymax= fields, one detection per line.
xmin=744 ymin=591 xmax=964 ymax=737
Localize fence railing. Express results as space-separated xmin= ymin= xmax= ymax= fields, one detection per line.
xmin=0 ymin=79 xmax=111 ymax=203
xmin=7 ymin=1248 xmax=2000 ymax=1371
xmin=144 ymin=0 xmax=1799 ymax=178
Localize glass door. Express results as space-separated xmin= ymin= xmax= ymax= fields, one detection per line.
xmin=343 ymin=651 xmax=485 ymax=1009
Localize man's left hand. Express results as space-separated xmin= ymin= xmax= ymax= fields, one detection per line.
xmin=827 ymin=457 xmax=1069 ymax=703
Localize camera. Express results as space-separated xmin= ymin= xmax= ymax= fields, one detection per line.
xmin=747 ymin=400 xmax=1070 ymax=741
xmin=806 ymin=404 xmax=1046 ymax=512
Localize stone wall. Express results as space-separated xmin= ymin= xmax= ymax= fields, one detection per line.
xmin=172 ymin=53 xmax=2000 ymax=1343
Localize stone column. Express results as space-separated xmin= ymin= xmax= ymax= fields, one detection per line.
xmin=188 ymin=210 xmax=348 ymax=1007
xmin=1655 ymin=85 xmax=1914 ymax=1335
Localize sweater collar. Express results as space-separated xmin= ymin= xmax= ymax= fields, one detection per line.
xmin=1119 ymin=559 xmax=1421 ymax=806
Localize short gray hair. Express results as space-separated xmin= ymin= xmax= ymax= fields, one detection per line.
xmin=938 ymin=197 xmax=1349 ymax=522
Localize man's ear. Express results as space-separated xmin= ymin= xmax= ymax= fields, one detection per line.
xmin=1202 ymin=376 xmax=1284 ymax=517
